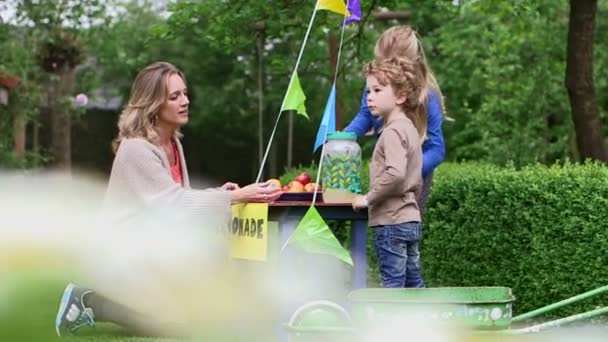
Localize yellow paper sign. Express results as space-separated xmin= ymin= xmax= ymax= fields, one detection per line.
xmin=228 ymin=203 xmax=269 ymax=261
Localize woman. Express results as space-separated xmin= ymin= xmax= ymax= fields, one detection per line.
xmin=103 ymin=61 xmax=281 ymax=227
xmin=55 ymin=62 xmax=281 ymax=337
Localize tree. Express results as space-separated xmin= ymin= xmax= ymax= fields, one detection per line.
xmin=565 ymin=0 xmax=607 ymax=161
xmin=0 ymin=30 xmax=44 ymax=168
xmin=11 ymin=0 xmax=107 ymax=169
xmin=160 ymin=0 xmax=374 ymax=182
xmin=432 ymin=1 xmax=579 ymax=165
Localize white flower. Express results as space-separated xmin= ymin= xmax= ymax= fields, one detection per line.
xmin=74 ymin=93 xmax=88 ymax=107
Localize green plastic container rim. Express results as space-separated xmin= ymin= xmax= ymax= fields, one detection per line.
xmin=327 ymin=131 xmax=357 ymax=141
xmin=283 ymin=324 xmax=354 ymax=333
xmin=348 ymin=287 xmax=516 ymax=304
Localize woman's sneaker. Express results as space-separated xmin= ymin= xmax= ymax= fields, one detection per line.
xmin=55 ymin=283 xmax=96 ymax=336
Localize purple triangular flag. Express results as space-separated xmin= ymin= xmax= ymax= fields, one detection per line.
xmin=345 ymin=0 xmax=361 ymax=24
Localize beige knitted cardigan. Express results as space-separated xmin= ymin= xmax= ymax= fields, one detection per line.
xmin=102 ymin=137 xmax=231 ymax=228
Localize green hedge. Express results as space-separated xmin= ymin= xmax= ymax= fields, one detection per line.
xmin=424 ymin=162 xmax=608 ymax=316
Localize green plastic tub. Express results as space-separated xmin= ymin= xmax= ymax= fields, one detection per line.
xmin=348 ymin=287 xmax=516 ymax=330
xmin=283 ymin=300 xmax=354 ymax=342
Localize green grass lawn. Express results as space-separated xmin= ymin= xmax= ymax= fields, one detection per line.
xmin=1 ymin=263 xmax=282 ymax=342
xmin=0 ymin=222 xmax=343 ymax=341
xmin=3 ymin=269 xmax=608 ymax=342
xmin=0 ymin=271 xmax=180 ymax=342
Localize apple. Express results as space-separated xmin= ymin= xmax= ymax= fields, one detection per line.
xmin=287 ymin=180 xmax=304 ymax=192
xmin=304 ymin=182 xmax=322 ymax=192
xmin=294 ymin=172 xmax=311 ymax=186
xmin=282 ymin=185 xmax=289 ymax=192
xmin=266 ymin=178 xmax=281 ymax=189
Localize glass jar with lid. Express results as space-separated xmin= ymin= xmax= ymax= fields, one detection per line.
xmin=321 ymin=132 xmax=362 ymax=194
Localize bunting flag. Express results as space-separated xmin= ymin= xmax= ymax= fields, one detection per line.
xmin=313 ymin=84 xmax=337 ymax=152
xmin=318 ymin=0 xmax=349 ymax=16
xmin=256 ymin=2 xmax=320 ymax=182
xmin=281 ymin=73 xmax=308 ymax=119
xmin=282 ymin=206 xmax=353 ymax=266
xmin=271 ymin=0 xmax=356 ymax=267
xmin=345 ymin=0 xmax=362 ymax=24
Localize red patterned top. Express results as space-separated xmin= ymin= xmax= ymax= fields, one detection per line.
xmin=170 ymin=140 xmax=183 ymax=186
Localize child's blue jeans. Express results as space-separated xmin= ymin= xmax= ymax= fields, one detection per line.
xmin=373 ymin=222 xmax=425 ymax=288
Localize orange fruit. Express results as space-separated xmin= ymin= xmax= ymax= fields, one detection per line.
xmin=287 ymin=180 xmax=304 ymax=192
xmin=304 ymin=182 xmax=322 ymax=192
xmin=266 ymin=178 xmax=281 ymax=189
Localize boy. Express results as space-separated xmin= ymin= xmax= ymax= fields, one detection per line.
xmin=352 ymin=57 xmax=425 ymax=288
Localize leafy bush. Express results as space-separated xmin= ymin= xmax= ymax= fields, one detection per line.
xmin=424 ymin=162 xmax=608 ymax=316
xmin=280 ymin=160 xmax=371 ymax=192
xmin=279 ymin=163 xmax=319 ymax=187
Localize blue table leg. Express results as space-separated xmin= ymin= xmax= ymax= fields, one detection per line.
xmin=279 ymin=217 xmax=297 ymax=246
xmin=351 ymin=219 xmax=368 ymax=289
xmin=277 ymin=215 xmax=299 ymax=342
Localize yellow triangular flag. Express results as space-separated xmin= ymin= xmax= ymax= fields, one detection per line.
xmin=281 ymin=73 xmax=308 ymax=119
xmin=318 ymin=0 xmax=349 ymax=16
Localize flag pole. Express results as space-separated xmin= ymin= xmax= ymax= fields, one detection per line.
xmin=311 ymin=1 xmax=351 ymax=204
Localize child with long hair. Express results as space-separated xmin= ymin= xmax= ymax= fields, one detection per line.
xmin=345 ymin=25 xmax=445 ymax=213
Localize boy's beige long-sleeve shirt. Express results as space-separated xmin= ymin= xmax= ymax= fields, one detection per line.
xmin=102 ymin=137 xmax=232 ymax=228
xmin=367 ymin=117 xmax=422 ymax=227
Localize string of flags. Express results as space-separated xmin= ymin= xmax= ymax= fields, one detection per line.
xmin=258 ymin=0 xmax=362 ymax=266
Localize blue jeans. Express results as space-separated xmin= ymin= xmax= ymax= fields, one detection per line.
xmin=373 ymin=222 xmax=425 ymax=288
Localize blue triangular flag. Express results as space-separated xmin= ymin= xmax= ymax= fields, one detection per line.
xmin=313 ymin=84 xmax=337 ymax=152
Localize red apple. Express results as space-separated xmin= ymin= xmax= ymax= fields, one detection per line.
xmin=294 ymin=172 xmax=311 ymax=186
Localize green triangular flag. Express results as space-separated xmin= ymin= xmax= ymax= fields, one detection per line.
xmin=282 ymin=206 xmax=353 ymax=266
xmin=281 ymin=73 xmax=308 ymax=119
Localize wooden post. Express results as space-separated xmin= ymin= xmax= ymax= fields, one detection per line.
xmin=13 ymin=114 xmax=26 ymax=158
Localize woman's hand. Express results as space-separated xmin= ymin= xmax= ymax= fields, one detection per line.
xmin=230 ymin=181 xmax=282 ymax=204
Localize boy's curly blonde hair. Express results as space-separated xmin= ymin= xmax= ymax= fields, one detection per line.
xmin=364 ymin=57 xmax=426 ymax=139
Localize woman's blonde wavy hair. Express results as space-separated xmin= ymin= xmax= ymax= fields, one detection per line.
xmin=112 ymin=61 xmax=186 ymax=153
xmin=374 ymin=25 xmax=446 ymax=138
xmin=364 ymin=57 xmax=425 ymax=138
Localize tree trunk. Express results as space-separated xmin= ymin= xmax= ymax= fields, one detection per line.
xmin=13 ymin=113 xmax=26 ymax=158
xmin=565 ymin=0 xmax=607 ymax=161
xmin=49 ymin=66 xmax=75 ymax=169
xmin=287 ymin=110 xmax=293 ymax=168
xmin=270 ymin=138 xmax=277 ymax=178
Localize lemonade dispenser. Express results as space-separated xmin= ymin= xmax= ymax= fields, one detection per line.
xmin=321 ymin=132 xmax=362 ymax=201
